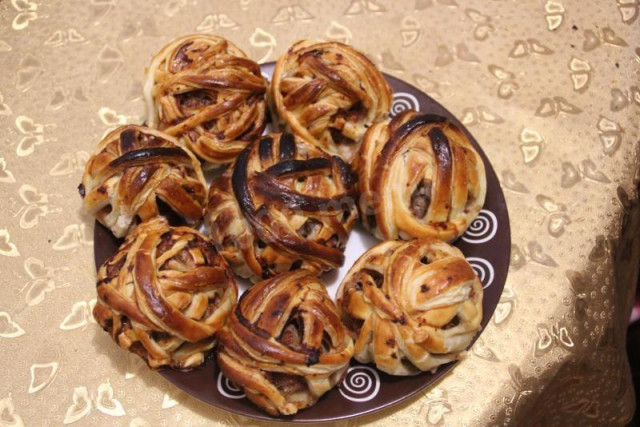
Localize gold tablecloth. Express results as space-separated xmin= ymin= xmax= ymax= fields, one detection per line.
xmin=1 ymin=1 xmax=638 ymax=425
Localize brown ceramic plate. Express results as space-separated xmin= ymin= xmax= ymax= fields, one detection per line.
xmin=93 ymin=62 xmax=510 ymax=422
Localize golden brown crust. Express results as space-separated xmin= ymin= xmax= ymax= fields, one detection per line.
xmin=80 ymin=125 xmax=207 ymax=238
xmin=271 ymin=40 xmax=392 ymax=163
xmin=93 ymin=217 xmax=237 ymax=369
xmin=217 ymin=270 xmax=354 ymax=415
xmin=336 ymin=238 xmax=483 ymax=376
xmin=205 ymin=132 xmax=358 ymax=282
xmin=356 ymin=110 xmax=487 ymax=242
xmin=145 ymin=34 xmax=267 ymax=166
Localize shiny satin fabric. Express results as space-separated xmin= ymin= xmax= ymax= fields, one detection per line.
xmin=0 ymin=1 xmax=637 ymax=425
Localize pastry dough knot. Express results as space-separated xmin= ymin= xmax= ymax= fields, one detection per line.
xmin=271 ymin=39 xmax=392 ymax=163
xmin=205 ymin=132 xmax=358 ymax=282
xmin=357 ymin=109 xmax=487 ymax=242
xmin=93 ymin=217 xmax=237 ymax=369
xmin=336 ymin=238 xmax=483 ymax=376
xmin=217 ymin=270 xmax=354 ymax=415
xmin=80 ymin=125 xmax=207 ymax=238
xmin=145 ymin=34 xmax=268 ymax=165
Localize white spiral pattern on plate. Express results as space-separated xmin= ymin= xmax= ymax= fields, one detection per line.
xmin=391 ymin=92 xmax=420 ymax=116
xmin=462 ymin=209 xmax=498 ymax=244
xmin=466 ymin=257 xmax=494 ymax=289
xmin=217 ymin=372 xmax=246 ymax=399
xmin=339 ymin=366 xmax=380 ymax=402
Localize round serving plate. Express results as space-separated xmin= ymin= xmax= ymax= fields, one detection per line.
xmin=93 ymin=62 xmax=511 ymax=422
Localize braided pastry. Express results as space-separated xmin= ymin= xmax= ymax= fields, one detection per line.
xmin=217 ymin=270 xmax=354 ymax=415
xmin=144 ymin=34 xmax=267 ymax=165
xmin=356 ymin=109 xmax=486 ymax=242
xmin=336 ymin=238 xmax=483 ymax=376
xmin=93 ymin=217 xmax=237 ymax=369
xmin=205 ymin=132 xmax=358 ymax=282
xmin=79 ymin=125 xmax=207 ymax=238
xmin=271 ymin=40 xmax=392 ymax=163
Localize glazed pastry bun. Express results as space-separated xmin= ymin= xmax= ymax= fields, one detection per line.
xmin=271 ymin=39 xmax=392 ymax=163
xmin=93 ymin=217 xmax=237 ymax=369
xmin=205 ymin=132 xmax=358 ymax=282
xmin=217 ymin=270 xmax=354 ymax=415
xmin=79 ymin=125 xmax=207 ymax=238
xmin=356 ymin=109 xmax=486 ymax=242
xmin=336 ymin=238 xmax=483 ymax=375
xmin=145 ymin=34 xmax=267 ymax=166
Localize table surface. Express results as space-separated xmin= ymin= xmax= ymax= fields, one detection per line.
xmin=0 ymin=1 xmax=638 ymax=426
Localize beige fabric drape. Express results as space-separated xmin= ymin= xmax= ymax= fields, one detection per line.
xmin=0 ymin=1 xmax=637 ymax=425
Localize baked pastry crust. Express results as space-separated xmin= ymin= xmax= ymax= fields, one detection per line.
xmin=144 ymin=34 xmax=267 ymax=165
xmin=205 ymin=132 xmax=358 ymax=282
xmin=93 ymin=217 xmax=237 ymax=369
xmin=217 ymin=270 xmax=354 ymax=415
xmin=79 ymin=124 xmax=207 ymax=238
xmin=336 ymin=238 xmax=483 ymax=376
xmin=271 ymin=40 xmax=392 ymax=163
xmin=356 ymin=109 xmax=486 ymax=242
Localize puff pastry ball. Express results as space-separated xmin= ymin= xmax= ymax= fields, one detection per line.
xmin=217 ymin=270 xmax=354 ymax=415
xmin=79 ymin=125 xmax=207 ymax=238
xmin=144 ymin=34 xmax=268 ymax=166
xmin=271 ymin=40 xmax=392 ymax=163
xmin=336 ymin=238 xmax=483 ymax=376
xmin=356 ymin=109 xmax=486 ymax=242
xmin=93 ymin=217 xmax=237 ymax=369
xmin=205 ymin=132 xmax=358 ymax=282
